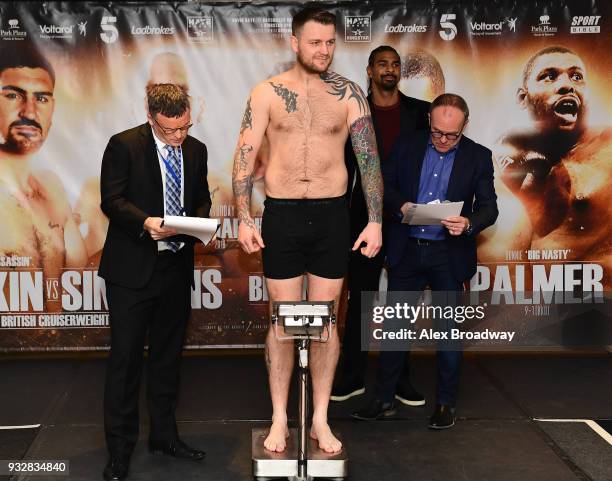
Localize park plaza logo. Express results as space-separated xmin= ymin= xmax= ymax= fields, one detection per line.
xmin=571 ymin=16 xmax=601 ymax=34
xmin=469 ymin=17 xmax=517 ymax=35
xmin=531 ymin=14 xmax=558 ymax=36
xmin=345 ymin=16 xmax=371 ymax=42
xmin=1 ymin=18 xmax=27 ymax=40
xmin=187 ymin=16 xmax=214 ymax=42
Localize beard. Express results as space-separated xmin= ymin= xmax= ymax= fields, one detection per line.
xmin=1 ymin=131 xmax=44 ymax=154
xmin=377 ymin=77 xmax=398 ymax=91
xmin=296 ymin=50 xmax=331 ymax=74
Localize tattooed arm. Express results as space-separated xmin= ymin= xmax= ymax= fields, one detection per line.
xmin=335 ymin=75 xmax=383 ymax=257
xmin=232 ymin=84 xmax=270 ymax=254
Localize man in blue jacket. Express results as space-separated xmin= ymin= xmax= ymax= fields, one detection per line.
xmin=353 ymin=93 xmax=498 ymax=428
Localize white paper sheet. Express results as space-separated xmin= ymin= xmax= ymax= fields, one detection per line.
xmin=401 ymin=201 xmax=464 ymax=225
xmin=163 ymin=216 xmax=219 ymax=245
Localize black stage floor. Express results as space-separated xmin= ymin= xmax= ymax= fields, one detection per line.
xmin=1 ymin=353 xmax=611 ymax=481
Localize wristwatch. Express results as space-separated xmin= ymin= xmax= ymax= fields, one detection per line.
xmin=464 ymin=220 xmax=474 ymax=236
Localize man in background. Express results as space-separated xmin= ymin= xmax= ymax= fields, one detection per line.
xmin=0 ymin=46 xmax=87 ymax=285
xmin=332 ymin=46 xmax=429 ymax=414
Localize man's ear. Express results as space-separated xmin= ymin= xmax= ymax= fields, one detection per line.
xmin=366 ymin=65 xmax=372 ymax=80
xmin=290 ymin=35 xmax=299 ymax=54
xmin=517 ymin=87 xmax=528 ymax=109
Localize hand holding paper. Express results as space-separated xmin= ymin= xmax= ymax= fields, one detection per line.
xmin=401 ymin=201 xmax=464 ymax=225
xmin=163 ymin=216 xmax=219 ymax=245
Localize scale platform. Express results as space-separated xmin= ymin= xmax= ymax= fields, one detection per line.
xmin=252 ymin=427 xmax=348 ymax=480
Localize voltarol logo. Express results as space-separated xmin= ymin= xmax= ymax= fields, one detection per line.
xmin=507 ymin=18 xmax=517 ymax=33
xmin=439 ymin=14 xmax=457 ymax=41
xmin=187 ymin=16 xmax=213 ymax=42
xmin=571 ymin=16 xmax=601 ymax=34
xmin=345 ymin=16 xmax=371 ymax=42
xmin=77 ymin=21 xmax=87 ymax=37
xmin=1 ymin=18 xmax=27 ymax=40
xmin=39 ymin=24 xmax=74 ymax=39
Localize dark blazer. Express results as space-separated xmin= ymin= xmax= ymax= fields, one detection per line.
xmin=99 ymin=123 xmax=211 ymax=288
xmin=345 ymin=92 xmax=430 ymax=241
xmin=382 ymin=131 xmax=498 ymax=282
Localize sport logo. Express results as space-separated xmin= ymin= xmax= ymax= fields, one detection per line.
xmin=345 ymin=16 xmax=371 ymax=42
xmin=439 ymin=14 xmax=457 ymax=41
xmin=187 ymin=16 xmax=213 ymax=42
xmin=571 ymin=16 xmax=601 ymax=34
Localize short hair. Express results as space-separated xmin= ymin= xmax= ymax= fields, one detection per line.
xmin=367 ymin=45 xmax=399 ymax=67
xmin=430 ymin=93 xmax=469 ymax=120
xmin=522 ymin=46 xmax=577 ymax=86
xmin=0 ymin=43 xmax=56 ymax=85
xmin=292 ymin=7 xmax=336 ymax=36
xmin=402 ymin=49 xmax=445 ymax=97
xmin=146 ymin=83 xmax=190 ymax=118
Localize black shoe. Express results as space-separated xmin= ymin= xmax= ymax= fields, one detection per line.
xmin=428 ymin=404 xmax=456 ymax=430
xmin=395 ymin=383 xmax=425 ymax=407
xmin=103 ymin=456 xmax=129 ymax=481
xmin=148 ymin=439 xmax=205 ymax=461
xmin=330 ymin=375 xmax=365 ymax=402
xmin=351 ymin=399 xmax=396 ymax=421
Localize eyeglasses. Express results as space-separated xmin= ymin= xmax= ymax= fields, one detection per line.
xmin=153 ymin=116 xmax=193 ymax=135
xmin=430 ymin=130 xmax=461 ymax=141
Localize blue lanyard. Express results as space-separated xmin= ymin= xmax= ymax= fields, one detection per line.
xmin=157 ymin=145 xmax=182 ymax=186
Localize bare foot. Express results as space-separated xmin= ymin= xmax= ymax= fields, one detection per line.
xmin=264 ymin=421 xmax=290 ymax=453
xmin=310 ymin=421 xmax=342 ymax=454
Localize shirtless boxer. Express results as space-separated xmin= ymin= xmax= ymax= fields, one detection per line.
xmin=0 ymin=47 xmax=87 ymax=284
xmin=232 ymin=8 xmax=383 ymax=454
xmin=496 ymin=46 xmax=611 ymax=285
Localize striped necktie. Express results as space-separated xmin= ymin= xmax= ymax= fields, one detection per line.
xmin=164 ymin=145 xmax=182 ymax=252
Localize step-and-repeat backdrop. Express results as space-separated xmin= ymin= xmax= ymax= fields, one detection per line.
xmin=0 ymin=1 xmax=609 ymax=350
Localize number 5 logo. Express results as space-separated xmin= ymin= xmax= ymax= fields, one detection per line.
xmin=100 ymin=16 xmax=118 ymax=44
xmin=439 ymin=13 xmax=457 ymax=41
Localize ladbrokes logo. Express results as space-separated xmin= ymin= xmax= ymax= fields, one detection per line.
xmin=39 ymin=24 xmax=74 ymax=39
xmin=571 ymin=16 xmax=601 ymax=34
xmin=345 ymin=16 xmax=371 ymax=42
xmin=187 ymin=16 xmax=213 ymax=42
xmin=1 ymin=18 xmax=27 ymax=41
xmin=531 ymin=14 xmax=558 ymax=37
xmin=131 ymin=25 xmax=175 ymax=36
xmin=384 ymin=23 xmax=427 ymax=34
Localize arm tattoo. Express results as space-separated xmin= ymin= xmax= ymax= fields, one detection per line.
xmin=269 ymin=82 xmax=298 ymax=113
xmin=240 ymin=97 xmax=253 ymax=134
xmin=350 ymin=116 xmax=383 ymax=223
xmin=232 ymin=141 xmax=256 ymax=227
xmin=320 ymin=71 xmax=368 ymax=116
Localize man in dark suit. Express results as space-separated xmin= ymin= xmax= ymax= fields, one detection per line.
xmin=332 ymin=46 xmax=429 ymax=406
xmin=352 ymin=93 xmax=498 ymax=428
xmin=99 ymin=83 xmax=211 ymax=480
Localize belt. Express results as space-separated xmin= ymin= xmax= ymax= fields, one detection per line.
xmin=408 ymin=237 xmax=445 ymax=246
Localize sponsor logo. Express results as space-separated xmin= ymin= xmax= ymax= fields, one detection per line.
xmin=345 ymin=16 xmax=371 ymax=42
xmin=507 ymin=17 xmax=517 ymax=33
xmin=1 ymin=18 xmax=27 ymax=40
xmin=439 ymin=13 xmax=457 ymax=41
xmin=570 ymin=15 xmax=601 ymax=34
xmin=384 ymin=23 xmax=427 ymax=34
xmin=469 ymin=18 xmax=517 ymax=36
xmin=39 ymin=24 xmax=74 ymax=39
xmin=77 ymin=21 xmax=87 ymax=36
xmin=531 ymin=14 xmax=557 ymax=36
xmin=100 ymin=16 xmax=118 ymax=44
xmin=187 ymin=16 xmax=214 ymax=42
xmin=131 ymin=25 xmax=175 ymax=36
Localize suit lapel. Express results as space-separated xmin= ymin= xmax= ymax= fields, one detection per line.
xmin=140 ymin=124 xmax=163 ymax=194
xmin=409 ymin=133 xmax=428 ymax=201
xmin=181 ymin=138 xmax=194 ymax=214
xmin=446 ymin=137 xmax=470 ymax=201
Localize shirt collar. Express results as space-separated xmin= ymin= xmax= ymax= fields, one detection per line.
xmin=427 ymin=137 xmax=460 ymax=155
xmin=151 ymin=125 xmax=179 ymax=155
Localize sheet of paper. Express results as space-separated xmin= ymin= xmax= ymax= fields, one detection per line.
xmin=163 ymin=216 xmax=219 ymax=245
xmin=401 ymin=201 xmax=464 ymax=225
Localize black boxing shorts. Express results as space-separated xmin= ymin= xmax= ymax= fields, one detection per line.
xmin=261 ymin=196 xmax=350 ymax=280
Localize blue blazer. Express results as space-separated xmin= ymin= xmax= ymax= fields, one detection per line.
xmin=382 ymin=131 xmax=498 ymax=282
